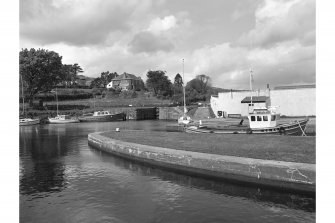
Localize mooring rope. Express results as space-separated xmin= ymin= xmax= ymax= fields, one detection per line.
xmin=297 ymin=120 xmax=307 ymax=136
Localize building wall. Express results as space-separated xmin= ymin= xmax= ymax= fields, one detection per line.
xmin=270 ymin=88 xmax=315 ymax=116
xmin=211 ymin=88 xmax=315 ymax=117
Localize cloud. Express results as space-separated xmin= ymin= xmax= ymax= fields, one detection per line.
xmin=189 ymin=39 xmax=315 ymax=89
xmin=128 ymin=31 xmax=174 ymax=54
xmin=19 ymin=0 xmax=315 ymax=89
xmin=20 ymin=0 xmax=154 ymax=46
xmin=237 ymin=0 xmax=315 ymax=48
xmin=147 ymin=15 xmax=177 ymax=34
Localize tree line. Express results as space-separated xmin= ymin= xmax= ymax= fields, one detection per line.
xmin=20 ymin=48 xmax=213 ymax=106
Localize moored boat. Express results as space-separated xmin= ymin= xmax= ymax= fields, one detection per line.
xmin=19 ymin=118 xmax=40 ymax=126
xmin=186 ymin=108 xmax=309 ymax=136
xmin=185 ymin=67 xmax=309 ymax=136
xmin=48 ymin=115 xmax=79 ymax=124
xmin=78 ymin=111 xmax=126 ymax=122
xmin=177 ymin=59 xmax=193 ymax=125
xmin=19 ymin=74 xmax=40 ymax=126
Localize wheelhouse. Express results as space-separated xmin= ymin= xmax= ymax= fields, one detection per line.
xmin=93 ymin=111 xmax=111 ymax=116
xmin=247 ymin=107 xmax=280 ymax=129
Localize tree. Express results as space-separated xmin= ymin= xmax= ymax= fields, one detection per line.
xmin=90 ymin=77 xmax=103 ymax=88
xmin=61 ymin=64 xmax=74 ymax=87
xmin=20 ymin=48 xmax=64 ymax=106
xmin=174 ymin=73 xmax=183 ymax=86
xmin=100 ymin=71 xmax=118 ymax=87
xmin=146 ymin=70 xmax=172 ymax=96
xmin=72 ymin=63 xmax=83 ymax=76
xmin=184 ymin=74 xmax=211 ymax=103
xmin=196 ymin=74 xmax=210 ymax=93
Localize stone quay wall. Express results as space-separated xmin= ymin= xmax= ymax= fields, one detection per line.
xmin=88 ymin=132 xmax=315 ymax=194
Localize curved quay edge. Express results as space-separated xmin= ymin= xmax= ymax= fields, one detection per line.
xmin=88 ymin=132 xmax=315 ymax=195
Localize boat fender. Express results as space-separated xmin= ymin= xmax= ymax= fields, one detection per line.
xmin=246 ymin=128 xmax=253 ymax=134
xmin=279 ymin=127 xmax=286 ymax=135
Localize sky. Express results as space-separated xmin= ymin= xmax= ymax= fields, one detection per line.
xmin=19 ymin=0 xmax=315 ymax=89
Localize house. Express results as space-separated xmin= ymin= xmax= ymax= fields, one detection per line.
xmin=107 ymin=73 xmax=143 ymax=91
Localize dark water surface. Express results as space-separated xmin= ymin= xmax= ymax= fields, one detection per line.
xmin=20 ymin=121 xmax=315 ymax=223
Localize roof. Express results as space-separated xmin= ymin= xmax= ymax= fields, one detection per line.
xmin=241 ymin=96 xmax=269 ymax=103
xmin=112 ymin=73 xmax=139 ymax=81
xmin=274 ymin=84 xmax=315 ymax=90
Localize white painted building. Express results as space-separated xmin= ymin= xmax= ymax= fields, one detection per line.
xmin=210 ymin=85 xmax=315 ymax=117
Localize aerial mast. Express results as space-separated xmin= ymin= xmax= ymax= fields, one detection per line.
xmin=182 ymin=58 xmax=186 ymax=114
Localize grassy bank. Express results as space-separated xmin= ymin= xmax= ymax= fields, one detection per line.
xmin=101 ymin=130 xmax=315 ymax=164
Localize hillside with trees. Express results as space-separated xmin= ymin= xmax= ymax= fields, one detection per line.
xmin=20 ymin=48 xmax=238 ymax=112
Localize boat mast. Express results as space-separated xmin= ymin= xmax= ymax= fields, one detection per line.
xmin=20 ymin=74 xmax=25 ymax=116
xmin=56 ymin=88 xmax=59 ymax=116
xmin=182 ymin=58 xmax=186 ymax=114
xmin=249 ymin=67 xmax=253 ymax=105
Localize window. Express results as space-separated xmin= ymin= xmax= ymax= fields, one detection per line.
xmin=251 ymin=116 xmax=255 ymax=121
xmin=249 ymin=104 xmax=254 ymax=106
xmin=257 ymin=116 xmax=262 ymax=121
xmin=271 ymin=115 xmax=276 ymax=121
xmin=217 ymin=111 xmax=222 ymax=117
xmin=263 ymin=116 xmax=268 ymax=121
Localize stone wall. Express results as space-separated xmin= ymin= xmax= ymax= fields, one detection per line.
xmin=88 ymin=132 xmax=316 ymax=194
xmin=108 ymin=107 xmax=157 ymax=120
xmin=159 ymin=107 xmax=184 ymax=120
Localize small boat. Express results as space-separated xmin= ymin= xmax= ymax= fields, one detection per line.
xmin=20 ymin=118 xmax=40 ymax=126
xmin=19 ymin=74 xmax=40 ymax=126
xmin=78 ymin=111 xmax=126 ymax=122
xmin=178 ymin=114 xmax=193 ymax=125
xmin=48 ymin=89 xmax=79 ymax=124
xmin=177 ymin=59 xmax=193 ymax=125
xmin=48 ymin=115 xmax=79 ymax=124
xmin=186 ymin=107 xmax=309 ymax=135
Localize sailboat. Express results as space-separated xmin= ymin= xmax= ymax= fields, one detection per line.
xmin=19 ymin=75 xmax=40 ymax=126
xmin=48 ymin=88 xmax=79 ymax=124
xmin=178 ymin=59 xmax=192 ymax=125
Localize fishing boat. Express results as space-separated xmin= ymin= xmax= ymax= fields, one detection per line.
xmin=78 ymin=111 xmax=126 ymax=122
xmin=178 ymin=59 xmax=192 ymax=125
xmin=186 ymin=107 xmax=309 ymax=135
xmin=48 ymin=88 xmax=79 ymax=124
xmin=19 ymin=75 xmax=40 ymax=126
xmin=185 ymin=68 xmax=309 ymax=136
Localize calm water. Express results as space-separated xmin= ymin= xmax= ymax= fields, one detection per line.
xmin=20 ymin=121 xmax=315 ymax=223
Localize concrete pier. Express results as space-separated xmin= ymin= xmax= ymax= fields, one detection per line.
xmin=88 ymin=132 xmax=315 ymax=194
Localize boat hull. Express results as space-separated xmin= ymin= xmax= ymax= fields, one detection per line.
xmin=48 ymin=118 xmax=79 ymax=124
xmin=19 ymin=119 xmax=40 ymax=126
xmin=185 ymin=119 xmax=309 ymax=136
xmin=78 ymin=112 xmax=125 ymax=122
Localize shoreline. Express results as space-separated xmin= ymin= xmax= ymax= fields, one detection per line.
xmin=88 ymin=131 xmax=315 ymax=194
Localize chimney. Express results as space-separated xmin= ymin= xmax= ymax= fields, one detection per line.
xmin=267 ymin=84 xmax=270 ymax=89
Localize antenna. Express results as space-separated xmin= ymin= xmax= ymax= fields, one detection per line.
xmin=183 ymin=58 xmax=186 ymax=114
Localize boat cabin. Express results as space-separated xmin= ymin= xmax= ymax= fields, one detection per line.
xmin=93 ymin=111 xmax=111 ymax=116
xmin=247 ymin=107 xmax=280 ymax=129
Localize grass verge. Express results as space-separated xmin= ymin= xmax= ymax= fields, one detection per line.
xmin=101 ymin=130 xmax=315 ymax=164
